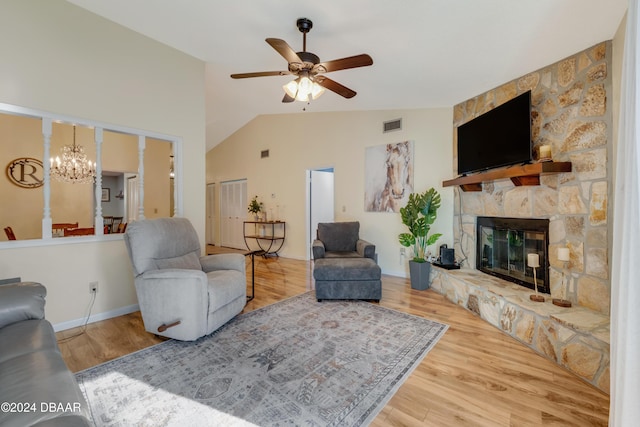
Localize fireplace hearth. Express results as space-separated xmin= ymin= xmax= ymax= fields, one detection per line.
xmin=476 ymin=217 xmax=549 ymax=294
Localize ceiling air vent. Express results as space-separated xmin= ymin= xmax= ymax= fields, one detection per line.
xmin=261 ymin=149 xmax=269 ymax=159
xmin=383 ymin=118 xmax=402 ymax=133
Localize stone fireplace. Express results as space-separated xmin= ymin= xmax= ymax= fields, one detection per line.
xmin=452 ymin=41 xmax=612 ymax=315
xmin=430 ymin=41 xmax=613 ymax=393
xmin=476 ymin=216 xmax=550 ymax=294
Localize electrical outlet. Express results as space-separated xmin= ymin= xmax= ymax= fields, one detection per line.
xmin=89 ymin=281 xmax=98 ymax=294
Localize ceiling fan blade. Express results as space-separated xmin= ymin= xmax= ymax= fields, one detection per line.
xmin=266 ymin=38 xmax=303 ymax=65
xmin=314 ymin=54 xmax=373 ymax=73
xmin=230 ymin=71 xmax=291 ymax=79
xmin=315 ymin=76 xmax=357 ymax=99
xmin=282 ymin=93 xmax=295 ymax=103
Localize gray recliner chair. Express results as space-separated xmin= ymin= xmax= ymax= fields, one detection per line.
xmin=124 ymin=217 xmax=246 ymax=341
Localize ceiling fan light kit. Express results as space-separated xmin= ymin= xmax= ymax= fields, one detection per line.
xmin=283 ymin=75 xmax=325 ymax=102
xmin=230 ymin=18 xmax=373 ymax=103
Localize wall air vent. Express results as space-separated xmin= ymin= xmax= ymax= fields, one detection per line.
xmin=261 ymin=149 xmax=269 ymax=158
xmin=383 ymin=118 xmax=402 ymax=133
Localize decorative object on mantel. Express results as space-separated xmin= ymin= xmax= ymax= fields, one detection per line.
xmin=399 ymin=188 xmax=442 ymax=290
xmin=538 ymin=144 xmax=552 ymax=161
xmin=50 ymin=125 xmax=96 ymax=184
xmin=553 ymin=247 xmax=573 ymax=307
xmin=527 ymin=253 xmax=545 ymax=302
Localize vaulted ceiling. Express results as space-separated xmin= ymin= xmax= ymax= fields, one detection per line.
xmin=66 ymin=0 xmax=627 ymax=151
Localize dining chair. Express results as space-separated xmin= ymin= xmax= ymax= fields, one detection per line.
xmin=52 ymin=222 xmax=79 ymax=236
xmin=111 ymin=216 xmax=124 ymax=233
xmin=4 ymin=227 xmax=16 ymax=240
xmin=103 ymin=216 xmax=114 ymax=234
xmin=64 ymin=227 xmax=94 ymax=236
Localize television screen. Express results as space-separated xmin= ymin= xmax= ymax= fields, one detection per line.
xmin=457 ymin=91 xmax=532 ymax=175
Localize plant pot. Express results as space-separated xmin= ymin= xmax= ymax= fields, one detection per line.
xmin=409 ymin=260 xmax=432 ymax=290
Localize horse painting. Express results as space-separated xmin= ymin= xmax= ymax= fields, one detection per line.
xmin=364 ymin=141 xmax=414 ymax=212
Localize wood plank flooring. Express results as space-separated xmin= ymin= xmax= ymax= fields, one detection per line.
xmin=56 ymin=254 xmax=609 ymax=426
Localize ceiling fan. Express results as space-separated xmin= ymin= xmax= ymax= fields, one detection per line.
xmin=230 ymin=18 xmax=373 ymax=103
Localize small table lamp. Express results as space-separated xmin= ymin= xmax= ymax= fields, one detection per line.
xmin=528 ymin=253 xmax=545 ymax=302
xmin=553 ymin=247 xmax=572 ymax=307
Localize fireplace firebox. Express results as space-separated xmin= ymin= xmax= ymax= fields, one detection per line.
xmin=476 ymin=217 xmax=550 ymax=293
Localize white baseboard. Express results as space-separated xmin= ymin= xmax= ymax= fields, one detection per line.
xmin=381 ymin=268 xmax=408 ymax=278
xmin=53 ymin=304 xmax=140 ymax=332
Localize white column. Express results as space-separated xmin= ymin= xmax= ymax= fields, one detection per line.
xmin=171 ymin=140 xmax=179 ymax=217
xmin=138 ymin=135 xmax=145 ymax=220
xmin=94 ymin=128 xmax=104 ymax=235
xmin=41 ymin=118 xmax=52 ymax=238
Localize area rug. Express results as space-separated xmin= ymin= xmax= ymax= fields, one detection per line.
xmin=76 ymin=292 xmax=448 ymax=426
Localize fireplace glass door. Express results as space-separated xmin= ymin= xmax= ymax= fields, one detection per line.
xmin=476 ymin=217 xmax=549 ymax=293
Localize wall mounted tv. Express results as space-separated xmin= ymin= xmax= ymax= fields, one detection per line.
xmin=457 ymin=90 xmax=532 ymax=176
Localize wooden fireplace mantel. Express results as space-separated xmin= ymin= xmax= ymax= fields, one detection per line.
xmin=442 ymin=161 xmax=572 ymax=192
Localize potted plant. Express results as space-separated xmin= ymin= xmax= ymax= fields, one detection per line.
xmin=398 ymin=188 xmax=442 ymax=290
xmin=248 ymin=196 xmax=263 ymax=221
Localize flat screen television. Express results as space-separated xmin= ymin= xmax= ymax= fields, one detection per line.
xmin=456 ymin=90 xmax=532 ymax=175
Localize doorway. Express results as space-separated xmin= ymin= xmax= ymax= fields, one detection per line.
xmin=306 ymin=168 xmax=335 ymax=260
xmin=126 ymin=174 xmax=139 ymax=222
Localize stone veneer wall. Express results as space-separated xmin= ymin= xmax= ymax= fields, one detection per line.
xmin=452 ymin=41 xmax=612 ymax=315
xmin=430 ymin=268 xmax=610 ymax=392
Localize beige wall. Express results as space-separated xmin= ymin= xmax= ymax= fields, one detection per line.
xmin=207 ymin=108 xmax=454 ymax=277
xmin=0 ymin=0 xmax=205 ymax=327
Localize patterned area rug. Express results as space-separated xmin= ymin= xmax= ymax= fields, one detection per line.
xmin=76 ymin=292 xmax=448 ymax=426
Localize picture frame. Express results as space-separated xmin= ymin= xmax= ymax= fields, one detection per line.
xmin=101 ymin=188 xmax=110 ymax=202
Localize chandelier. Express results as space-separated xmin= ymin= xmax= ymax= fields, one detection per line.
xmin=50 ymin=126 xmax=96 ymax=184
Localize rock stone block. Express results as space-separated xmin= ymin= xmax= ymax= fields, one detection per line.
xmin=577 ymin=276 xmax=610 ymax=314
xmin=570 ymin=148 xmax=607 ymax=181
xmin=580 ymin=84 xmax=606 ymax=116
xmin=558 ymin=81 xmax=583 ymax=107
xmin=518 ymin=72 xmax=540 ymax=92
xmin=563 ymin=121 xmax=607 ymax=152
xmin=561 ymin=341 xmax=602 ymax=380
xmin=589 ymin=181 xmax=607 ymax=225
xmin=504 ymin=187 xmax=532 ymax=217
xmin=559 ymin=186 xmax=587 ymax=214
xmin=586 ymin=248 xmax=608 ymax=279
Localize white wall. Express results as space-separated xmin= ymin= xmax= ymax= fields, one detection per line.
xmin=207 ymin=108 xmax=454 ymax=277
xmin=0 ymin=0 xmax=206 ymax=327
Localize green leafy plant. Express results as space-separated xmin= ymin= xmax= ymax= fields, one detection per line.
xmin=248 ymin=196 xmax=263 ymax=214
xmin=398 ymin=188 xmax=442 ymax=262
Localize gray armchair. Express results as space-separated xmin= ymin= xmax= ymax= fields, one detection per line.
xmin=312 ymin=221 xmax=376 ymax=259
xmin=124 ymin=217 xmax=246 ymax=341
xmin=312 ymin=222 xmax=381 ymax=301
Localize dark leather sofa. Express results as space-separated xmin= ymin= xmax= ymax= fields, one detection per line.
xmin=0 ymin=282 xmax=91 ymax=427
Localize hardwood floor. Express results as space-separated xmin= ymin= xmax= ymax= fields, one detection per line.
xmin=56 ymin=255 xmax=609 ymax=426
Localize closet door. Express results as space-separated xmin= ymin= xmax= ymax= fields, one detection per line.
xmin=206 ymin=183 xmax=216 ymax=245
xmin=220 ymin=179 xmax=247 ymax=249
